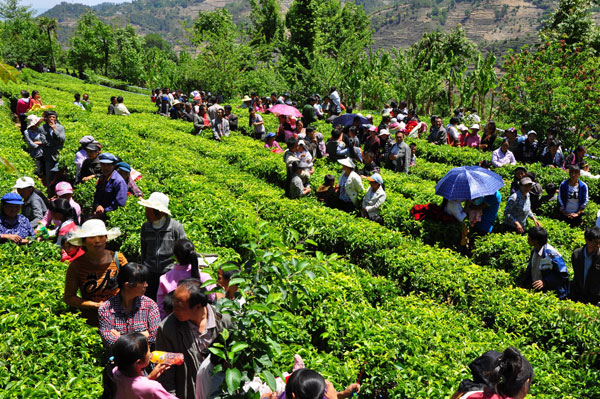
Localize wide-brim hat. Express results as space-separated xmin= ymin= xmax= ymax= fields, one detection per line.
xmin=67 ymin=219 xmax=121 ymax=246
xmin=338 ymin=158 xmax=355 ymax=168
xmin=26 ymin=115 xmax=42 ymax=129
xmin=138 ymin=192 xmax=171 ymax=216
xmin=241 ymin=95 xmax=252 ymax=102
xmin=13 ymin=176 xmax=35 ymax=189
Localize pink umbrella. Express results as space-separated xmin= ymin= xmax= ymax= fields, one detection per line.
xmin=267 ymin=104 xmax=303 ymax=118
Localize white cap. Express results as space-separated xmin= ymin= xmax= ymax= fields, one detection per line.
xmin=13 ymin=176 xmax=35 ymax=189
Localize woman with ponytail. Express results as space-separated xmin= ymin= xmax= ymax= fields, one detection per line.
xmin=102 ymin=332 xmax=176 ymax=399
xmin=156 ymin=239 xmax=217 ymax=319
xmin=285 ymin=368 xmax=359 ymax=399
xmin=452 ymin=347 xmax=533 ymax=399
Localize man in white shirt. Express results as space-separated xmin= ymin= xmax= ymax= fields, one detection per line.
xmin=114 ymin=96 xmax=130 ymax=116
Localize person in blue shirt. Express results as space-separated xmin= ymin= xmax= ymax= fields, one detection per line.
xmin=0 ymin=193 xmax=34 ymax=243
xmin=93 ymin=152 xmax=128 ymax=219
xmin=524 ymin=226 xmax=569 ymax=299
xmin=558 ymin=164 xmax=588 ymax=227
xmin=473 ymin=191 xmax=502 ymax=235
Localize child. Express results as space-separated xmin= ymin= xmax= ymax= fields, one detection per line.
xmin=102 ymin=332 xmax=175 ymax=399
xmin=61 ymin=231 xmax=85 ymax=263
xmin=265 ymin=132 xmax=283 ymax=153
xmin=316 ymin=174 xmax=337 ymax=208
xmin=156 ymin=239 xmax=217 ymax=319
xmin=409 ymin=143 xmax=417 ymax=166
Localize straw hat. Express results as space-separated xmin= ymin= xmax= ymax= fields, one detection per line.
xmin=26 ymin=115 xmax=42 ymax=129
xmin=137 ymin=192 xmax=172 ymax=216
xmin=241 ymin=95 xmax=252 ymax=102
xmin=67 ymin=219 xmax=121 ymax=246
xmin=338 ymin=158 xmax=355 ymax=168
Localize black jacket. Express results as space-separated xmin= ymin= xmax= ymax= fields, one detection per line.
xmin=571 ymin=246 xmax=600 ymax=306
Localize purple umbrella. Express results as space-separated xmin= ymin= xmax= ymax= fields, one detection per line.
xmin=332 ymin=113 xmax=370 ymax=128
xmin=267 ymin=104 xmax=303 ymax=118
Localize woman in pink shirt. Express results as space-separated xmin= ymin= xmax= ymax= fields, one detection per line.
xmin=38 ymin=182 xmax=81 ymax=228
xmin=463 ymin=124 xmax=482 ymax=148
xmin=156 ymin=239 xmax=217 ymax=319
xmin=103 ymin=332 xmax=175 ymax=399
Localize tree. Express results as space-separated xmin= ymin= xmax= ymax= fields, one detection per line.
xmin=500 ymin=41 xmax=600 ymax=150
xmin=37 ymin=17 xmax=57 ymax=72
xmin=68 ymin=12 xmax=114 ymax=75
xmin=442 ymin=26 xmax=476 ymax=113
xmin=249 ymin=0 xmax=283 ymax=47
xmin=111 ymin=25 xmax=144 ymax=84
xmin=0 ymin=0 xmax=31 ymax=20
xmin=284 ymin=0 xmax=319 ymax=68
xmin=540 ymin=0 xmax=600 ymax=52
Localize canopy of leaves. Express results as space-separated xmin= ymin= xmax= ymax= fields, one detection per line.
xmin=500 ymin=41 xmax=600 ymax=149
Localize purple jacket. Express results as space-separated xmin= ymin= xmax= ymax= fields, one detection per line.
xmin=93 ymin=171 xmax=128 ymax=212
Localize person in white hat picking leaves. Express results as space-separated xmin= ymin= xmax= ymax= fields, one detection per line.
xmin=139 ymin=192 xmax=186 ymax=300
xmin=361 ymin=173 xmax=386 ymax=224
xmin=22 ymin=114 xmax=45 ymax=177
xmin=14 ymin=176 xmax=47 ymax=229
xmin=337 ymin=158 xmax=364 ymax=212
xmin=64 ymin=219 xmax=126 ymax=326
xmin=463 ymin=124 xmax=482 ymax=148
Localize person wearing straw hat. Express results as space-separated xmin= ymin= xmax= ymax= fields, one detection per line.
xmin=337 ymin=158 xmax=364 ymax=212
xmin=63 ymin=219 xmax=126 ymax=326
xmin=22 ymin=114 xmax=45 ymax=177
xmin=0 ymin=193 xmax=34 ymax=243
xmin=14 ymin=176 xmax=48 ymax=229
xmin=240 ymin=95 xmax=252 ymax=109
xmin=361 ymin=173 xmax=386 ymax=224
xmin=93 ymin=153 xmax=128 ymax=219
xmin=139 ymin=192 xmax=186 ymax=300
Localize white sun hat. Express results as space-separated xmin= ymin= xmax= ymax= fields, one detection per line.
xmin=137 ymin=192 xmax=172 ymax=216
xmin=67 ymin=219 xmax=121 ymax=246
xmin=338 ymin=158 xmax=355 ymax=168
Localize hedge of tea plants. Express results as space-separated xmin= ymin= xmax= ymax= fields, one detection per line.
xmin=0 ymin=71 xmax=599 ymax=398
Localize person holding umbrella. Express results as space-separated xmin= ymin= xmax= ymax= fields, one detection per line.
xmin=435 ymin=166 xmax=504 ymax=235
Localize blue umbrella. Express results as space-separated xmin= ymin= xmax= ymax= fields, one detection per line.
xmin=435 ymin=166 xmax=504 ymax=201
xmin=332 ymin=113 xmax=369 ymax=128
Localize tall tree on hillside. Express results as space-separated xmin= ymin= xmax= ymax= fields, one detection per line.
xmin=249 ymin=0 xmax=283 ymax=47
xmin=442 ymin=26 xmax=476 ymax=114
xmin=68 ymin=12 xmax=114 ymax=75
xmin=37 ymin=17 xmax=57 ymax=72
xmin=285 ymin=0 xmax=319 ymax=68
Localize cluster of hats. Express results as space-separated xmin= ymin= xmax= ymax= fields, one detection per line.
xmin=66 ymin=192 xmax=172 ymax=246
xmin=337 ymin=158 xmax=384 ymax=186
xmin=80 ymin=135 xmax=101 ymax=152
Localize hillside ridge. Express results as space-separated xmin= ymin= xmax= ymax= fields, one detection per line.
xmin=43 ymin=0 xmax=558 ymax=54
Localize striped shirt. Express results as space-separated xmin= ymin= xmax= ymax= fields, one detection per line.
xmin=98 ymin=295 xmax=161 ymax=346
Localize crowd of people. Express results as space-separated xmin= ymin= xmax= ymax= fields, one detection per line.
xmin=3 ymin=85 xmax=599 ymax=399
